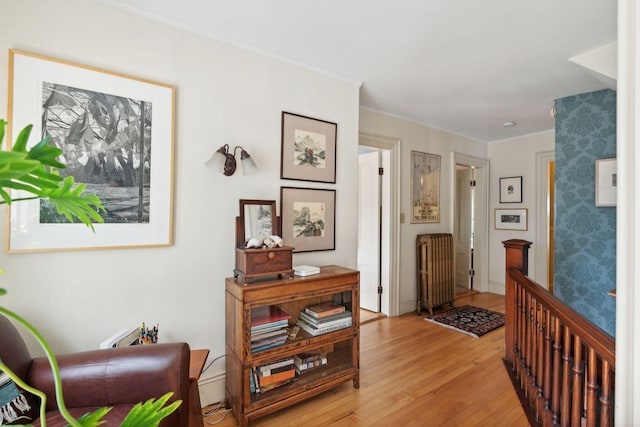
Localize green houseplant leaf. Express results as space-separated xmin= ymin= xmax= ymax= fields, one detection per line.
xmin=0 ymin=119 xmax=105 ymax=229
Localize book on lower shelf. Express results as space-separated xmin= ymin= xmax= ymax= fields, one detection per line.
xmin=294 ymin=351 xmax=328 ymax=374
xmin=252 ymin=357 xmax=296 ymax=394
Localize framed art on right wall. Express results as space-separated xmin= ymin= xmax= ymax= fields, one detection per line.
xmin=595 ymin=158 xmax=617 ymax=206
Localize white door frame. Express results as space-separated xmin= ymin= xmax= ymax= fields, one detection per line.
xmin=451 ymin=153 xmax=489 ymax=293
xmin=535 ymin=150 xmax=555 ymax=288
xmin=616 ymin=0 xmax=639 ymax=421
xmin=359 ymin=133 xmax=401 ymax=317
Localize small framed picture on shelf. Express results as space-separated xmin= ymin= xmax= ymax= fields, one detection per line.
xmin=280 ymin=112 xmax=337 ymax=183
xmin=495 ymin=208 xmax=528 ymax=231
xmin=499 ymin=176 xmax=523 ymax=203
xmin=280 ymin=187 xmax=336 ymax=252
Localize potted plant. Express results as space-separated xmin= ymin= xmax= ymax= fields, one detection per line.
xmin=0 ymin=119 xmax=180 ymax=426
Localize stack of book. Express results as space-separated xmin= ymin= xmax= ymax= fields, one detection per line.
xmin=297 ymin=302 xmax=352 ymax=336
xmin=293 ymin=351 xmax=328 ymax=375
xmin=251 ymin=305 xmax=291 ymax=353
xmin=250 ymin=357 xmax=295 ymax=393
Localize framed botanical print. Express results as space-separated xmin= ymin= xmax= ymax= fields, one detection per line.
xmin=280 ymin=187 xmax=335 ymax=252
xmin=280 ymin=112 xmax=337 ymax=183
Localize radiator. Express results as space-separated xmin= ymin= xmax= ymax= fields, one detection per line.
xmin=416 ymin=233 xmax=455 ymax=316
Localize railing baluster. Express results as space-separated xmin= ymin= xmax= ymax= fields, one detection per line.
xmin=599 ymin=360 xmax=612 ymax=427
xmin=527 ymin=293 xmax=535 ymax=405
xmin=551 ymin=316 xmax=562 ymax=426
xmin=585 ymin=348 xmax=598 ymax=427
xmin=561 ymin=327 xmax=572 ymax=427
xmin=542 ymin=307 xmax=552 ymax=425
xmin=518 ymin=284 xmax=527 ymax=392
xmin=571 ymin=337 xmax=583 ymax=427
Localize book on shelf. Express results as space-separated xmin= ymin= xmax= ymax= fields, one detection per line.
xmin=304 ymin=301 xmax=346 ymax=318
xmin=257 ymin=357 xmax=294 ymax=376
xmin=251 ymin=328 xmax=289 ymax=342
xmin=251 ymin=319 xmax=289 ymax=333
xmin=258 ymin=377 xmax=295 ymax=393
xmin=258 ymin=367 xmax=295 ymax=387
xmin=293 ymin=352 xmax=328 ymax=373
xmin=251 ymin=305 xmax=291 ymax=328
xmin=299 ymin=310 xmax=352 ymax=328
xmin=251 ymin=364 xmax=296 ymax=393
xmin=251 ymin=335 xmax=288 ymax=350
xmin=251 ymin=339 xmax=288 ymax=353
xmin=296 ymin=317 xmax=352 ymax=336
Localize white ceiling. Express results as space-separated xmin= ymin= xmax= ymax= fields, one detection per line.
xmin=97 ymin=0 xmax=617 ymax=142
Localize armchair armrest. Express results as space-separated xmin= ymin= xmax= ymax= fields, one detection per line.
xmin=28 ymin=342 xmax=190 ymax=415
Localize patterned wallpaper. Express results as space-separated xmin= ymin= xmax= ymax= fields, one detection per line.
xmin=554 ymin=89 xmax=616 ymax=336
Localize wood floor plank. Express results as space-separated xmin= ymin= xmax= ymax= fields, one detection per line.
xmin=207 ymin=293 xmax=528 ymax=426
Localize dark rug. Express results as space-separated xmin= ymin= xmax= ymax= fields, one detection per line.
xmin=424 ymin=305 xmax=505 ymax=338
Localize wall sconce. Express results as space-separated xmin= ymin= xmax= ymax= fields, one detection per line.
xmin=206 ymin=144 xmax=258 ymax=176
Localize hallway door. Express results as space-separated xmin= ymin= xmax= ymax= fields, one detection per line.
xmin=455 ymin=166 xmax=474 ymax=290
xmin=358 ymin=150 xmax=381 ymax=312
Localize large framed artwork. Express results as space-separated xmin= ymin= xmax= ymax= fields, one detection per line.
xmin=411 ymin=151 xmax=440 ymax=223
xmin=280 ymin=112 xmax=337 ymax=183
xmin=280 ymin=187 xmax=335 ymax=252
xmin=6 ymin=50 xmax=175 ymax=252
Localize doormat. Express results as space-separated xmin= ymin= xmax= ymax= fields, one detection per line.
xmin=424 ymin=305 xmax=505 ymax=338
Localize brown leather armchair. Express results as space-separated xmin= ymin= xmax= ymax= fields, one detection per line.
xmin=0 ymin=314 xmax=190 ymax=426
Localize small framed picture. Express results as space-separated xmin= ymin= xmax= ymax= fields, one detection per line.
xmin=595 ymin=158 xmax=617 ymax=207
xmin=495 ymin=208 xmax=528 ymax=231
xmin=280 ymin=112 xmax=337 ymax=183
xmin=499 ymin=176 xmax=523 ymax=203
xmin=280 ymin=187 xmax=336 ymax=252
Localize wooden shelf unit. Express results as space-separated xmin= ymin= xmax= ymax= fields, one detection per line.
xmin=225 ymin=265 xmax=360 ymax=426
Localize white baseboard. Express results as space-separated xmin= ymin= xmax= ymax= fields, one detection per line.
xmin=488 ymin=281 xmax=505 ymax=296
xmin=198 ymin=371 xmax=226 ymax=407
xmin=399 ymin=298 xmax=418 ymax=315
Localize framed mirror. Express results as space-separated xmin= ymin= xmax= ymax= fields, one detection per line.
xmin=238 ymin=199 xmax=277 ymax=246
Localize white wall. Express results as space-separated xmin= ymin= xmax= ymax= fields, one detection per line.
xmin=0 ymin=0 xmax=360 ymax=397
xmin=486 ymin=131 xmax=555 ymax=293
xmin=359 ymin=109 xmax=487 ymax=314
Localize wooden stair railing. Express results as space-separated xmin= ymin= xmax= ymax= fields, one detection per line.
xmin=503 ymin=240 xmax=615 ymax=427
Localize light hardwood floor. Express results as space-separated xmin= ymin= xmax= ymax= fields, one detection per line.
xmin=207 ymin=293 xmax=528 ymax=426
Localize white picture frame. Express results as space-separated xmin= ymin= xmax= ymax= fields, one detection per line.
xmin=494 ymin=208 xmax=528 ymax=231
xmin=7 ymin=49 xmax=175 ymax=252
xmin=595 ymin=158 xmax=617 ymax=207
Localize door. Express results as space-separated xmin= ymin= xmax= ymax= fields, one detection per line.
xmin=357 ymin=150 xmax=381 ymax=312
xmin=455 ymin=166 xmax=473 ymax=291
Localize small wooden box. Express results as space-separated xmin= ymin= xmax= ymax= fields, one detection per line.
xmin=234 ymin=246 xmax=294 ymax=284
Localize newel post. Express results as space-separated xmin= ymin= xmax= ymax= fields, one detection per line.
xmin=502 ymin=239 xmax=532 ymax=364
